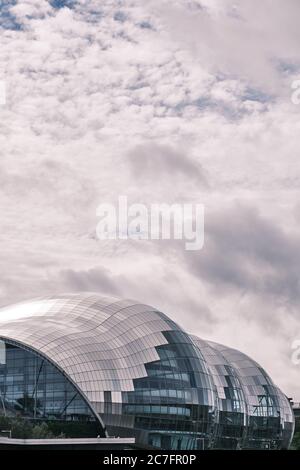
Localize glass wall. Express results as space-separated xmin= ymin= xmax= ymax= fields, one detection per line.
xmin=117 ymin=331 xmax=217 ymax=450
xmin=0 ymin=340 xmax=102 ymax=435
xmin=191 ymin=336 xmax=247 ymax=449
xmin=205 ymin=341 xmax=294 ymax=450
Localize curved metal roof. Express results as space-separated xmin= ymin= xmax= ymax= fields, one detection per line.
xmin=0 ymin=293 xmax=213 ymax=409
xmin=0 ymin=293 xmax=294 ymax=449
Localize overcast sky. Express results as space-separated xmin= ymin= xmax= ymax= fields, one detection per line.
xmin=1 ymin=0 xmax=300 ymax=398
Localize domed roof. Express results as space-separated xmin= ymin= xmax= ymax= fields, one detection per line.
xmin=0 ymin=293 xmax=294 ymax=449
xmin=0 ymin=293 xmax=210 ymax=395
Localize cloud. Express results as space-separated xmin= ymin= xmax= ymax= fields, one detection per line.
xmin=61 ymin=266 xmax=124 ymax=296
xmin=150 ymin=0 xmax=300 ymax=95
xmin=128 ymin=142 xmax=208 ymax=186
xmin=1 ymin=0 xmax=300 ymax=398
xmin=10 ymin=0 xmax=53 ymax=22
xmin=183 ymin=204 xmax=300 ymax=303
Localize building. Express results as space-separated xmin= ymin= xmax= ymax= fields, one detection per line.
xmin=0 ymin=293 xmax=294 ymax=450
xmin=292 ymin=402 xmax=300 ymax=432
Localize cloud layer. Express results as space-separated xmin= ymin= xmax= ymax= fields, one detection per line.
xmin=1 ymin=0 xmax=300 ymax=397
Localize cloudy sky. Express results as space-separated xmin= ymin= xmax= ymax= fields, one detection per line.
xmin=1 ymin=0 xmax=300 ymax=398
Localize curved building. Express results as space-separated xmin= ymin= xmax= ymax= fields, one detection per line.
xmin=0 ymin=294 xmax=294 ymax=449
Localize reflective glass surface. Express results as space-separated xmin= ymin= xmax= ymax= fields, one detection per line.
xmin=0 ymin=294 xmax=294 ymax=449
xmin=0 ymin=339 xmax=102 ymax=435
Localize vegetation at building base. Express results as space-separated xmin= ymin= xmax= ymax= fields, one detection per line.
xmin=289 ymin=413 xmax=300 ymax=450
xmin=0 ymin=415 xmax=60 ymax=439
xmin=0 ymin=415 xmax=102 ymax=439
xmin=290 ymin=431 xmax=300 ymax=450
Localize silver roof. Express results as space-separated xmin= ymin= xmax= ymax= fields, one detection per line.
xmin=0 ymin=293 xmax=294 ymax=448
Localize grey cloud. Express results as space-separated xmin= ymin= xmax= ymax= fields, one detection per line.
xmin=183 ymin=204 xmax=300 ymax=304
xmin=60 ymin=267 xmax=124 ymax=297
xmin=128 ymin=143 xmax=208 ymax=186
xmin=0 ymin=266 xmax=123 ymax=308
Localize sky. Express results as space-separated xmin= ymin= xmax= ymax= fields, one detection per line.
xmin=1 ymin=0 xmax=300 ymax=398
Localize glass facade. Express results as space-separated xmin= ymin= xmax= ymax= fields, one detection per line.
xmin=0 ymin=294 xmax=295 ymax=449
xmin=0 ymin=340 xmax=100 ymax=425
xmin=121 ymin=330 xmax=216 ymax=450
xmin=204 ymin=340 xmax=294 ymax=449
xmin=192 ymin=336 xmax=247 ymax=449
